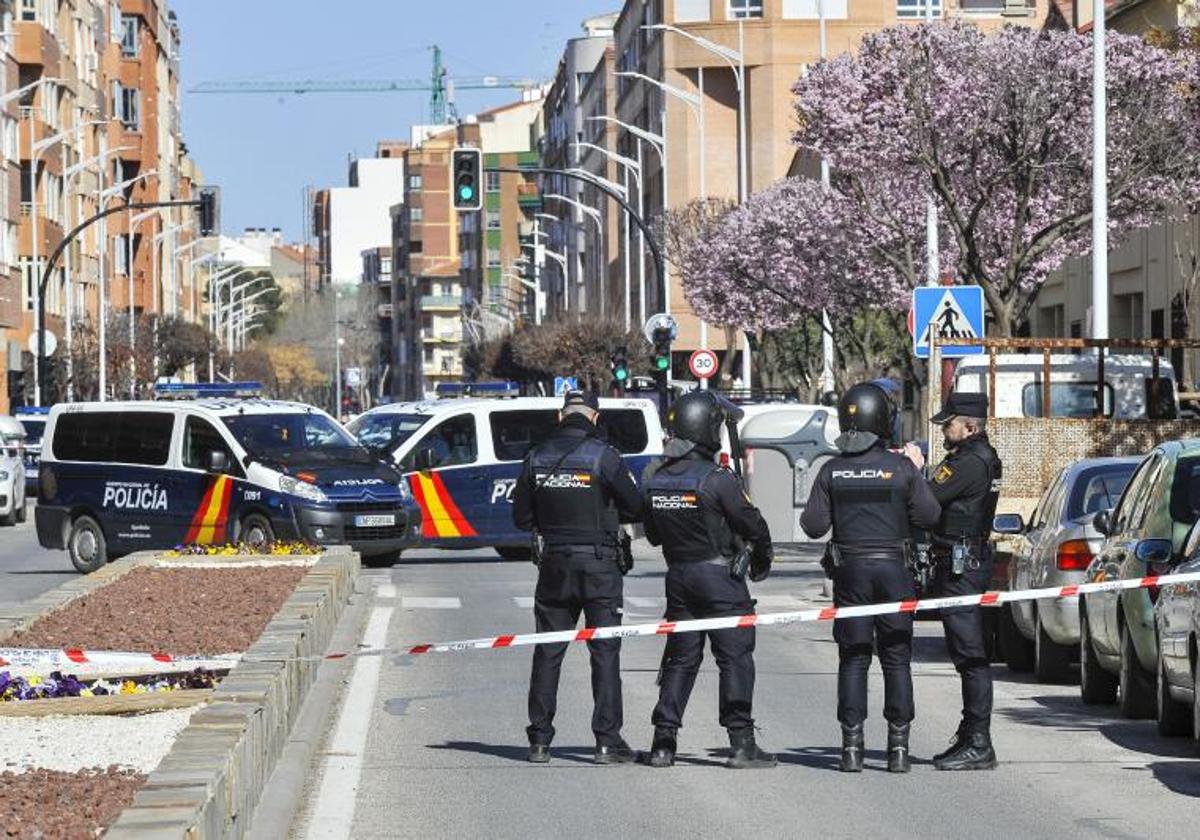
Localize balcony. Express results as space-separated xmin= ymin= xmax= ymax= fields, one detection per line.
xmin=423 ymin=361 xmax=463 ymax=378
xmin=420 ymin=328 xmax=461 ymax=344
xmin=14 ymin=21 xmax=61 ymax=74
xmin=517 ymin=182 xmax=542 ymax=210
xmin=420 ymin=294 xmax=461 ymax=311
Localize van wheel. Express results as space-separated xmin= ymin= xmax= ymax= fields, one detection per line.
xmin=1080 ymin=608 xmax=1118 ymax=704
xmin=496 ymin=547 xmax=532 ymax=562
xmin=1157 ymin=652 xmax=1192 ymax=737
xmin=239 ymin=514 xmax=275 ymax=551
xmin=1119 ymin=623 xmax=1156 ymax=719
xmin=68 ymin=515 xmax=108 ymax=574
xmin=1035 ymin=614 xmax=1074 ymax=684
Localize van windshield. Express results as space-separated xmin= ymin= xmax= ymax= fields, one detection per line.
xmin=347 ymin=413 xmax=430 ymax=451
xmin=18 ymin=419 xmax=44 ymax=445
xmin=222 ymin=413 xmax=362 ymax=464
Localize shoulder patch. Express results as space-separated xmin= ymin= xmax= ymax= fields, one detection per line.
xmin=933 ymin=464 xmax=954 ymax=484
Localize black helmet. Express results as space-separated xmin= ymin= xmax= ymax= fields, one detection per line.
xmin=667 ymin=390 xmax=728 ymax=453
xmin=835 ymin=382 xmax=896 ymax=454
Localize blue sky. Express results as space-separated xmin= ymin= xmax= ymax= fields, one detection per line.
xmin=176 ymin=0 xmax=619 ymax=241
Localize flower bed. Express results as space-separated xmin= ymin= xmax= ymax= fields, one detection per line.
xmin=0 ymin=668 xmax=219 ymax=703
xmin=164 ymin=541 xmax=323 ymax=557
xmin=0 ymin=768 xmax=145 ymax=840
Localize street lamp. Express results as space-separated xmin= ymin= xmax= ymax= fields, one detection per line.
xmin=568 ymin=157 xmax=641 ymax=330
xmin=546 ymin=193 xmax=605 ymax=319
xmin=125 ymin=207 xmax=158 ymax=397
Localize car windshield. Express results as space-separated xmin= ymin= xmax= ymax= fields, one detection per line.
xmin=347 ymin=413 xmax=430 ymax=451
xmin=222 ymin=413 xmax=362 ymax=463
xmin=18 ymin=419 xmax=44 ymax=445
xmin=1067 ymin=463 xmax=1137 ymax=520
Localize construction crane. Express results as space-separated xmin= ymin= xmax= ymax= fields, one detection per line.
xmin=189 ymin=45 xmax=540 ymax=124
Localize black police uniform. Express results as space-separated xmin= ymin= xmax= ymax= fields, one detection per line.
xmin=801 ymin=445 xmax=941 ymax=733
xmin=645 ymin=446 xmax=774 ymax=765
xmin=924 ymin=399 xmax=1002 ymax=764
xmin=512 ymin=411 xmax=643 ymax=757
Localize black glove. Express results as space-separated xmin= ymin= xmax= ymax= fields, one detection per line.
xmin=749 ymin=543 xmax=773 ymax=583
xmin=617 ymin=532 xmax=634 ymax=575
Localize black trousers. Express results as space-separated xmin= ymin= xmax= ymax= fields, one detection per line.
xmin=932 ymin=553 xmax=994 ymax=734
xmin=652 ymin=560 xmax=756 ymax=734
xmin=832 ymin=556 xmax=915 ymax=727
xmin=527 ymin=545 xmax=624 ymax=747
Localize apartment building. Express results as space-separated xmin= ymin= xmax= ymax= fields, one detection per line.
xmin=360 ymin=245 xmax=392 ymax=396
xmin=1 ymin=1 xmax=19 ymax=408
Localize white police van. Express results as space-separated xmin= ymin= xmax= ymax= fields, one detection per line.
xmin=36 ymin=384 xmax=421 ymax=572
xmin=0 ymin=414 xmax=27 ymax=526
xmin=347 ymin=386 xmax=663 ymax=558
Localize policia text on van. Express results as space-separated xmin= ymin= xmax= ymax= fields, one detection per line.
xmin=35 ymin=393 xmax=421 ymax=572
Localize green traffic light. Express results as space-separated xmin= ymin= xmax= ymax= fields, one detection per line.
xmin=459 ymin=185 xmax=475 ymax=201
xmin=655 ymin=357 xmax=670 ymax=371
xmin=614 ymin=367 xmax=628 ymax=381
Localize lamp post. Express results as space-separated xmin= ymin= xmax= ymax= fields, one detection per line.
xmin=1092 ymin=0 xmax=1108 ymax=339
xmin=206 ymin=264 xmax=252 ymax=379
xmin=567 ymin=157 xmax=642 ymax=328
xmin=545 ymin=193 xmax=605 ymax=318
xmin=126 ymin=207 xmax=157 ymax=397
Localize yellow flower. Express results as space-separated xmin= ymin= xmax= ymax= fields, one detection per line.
xmin=28 ymin=676 xmax=42 ymax=686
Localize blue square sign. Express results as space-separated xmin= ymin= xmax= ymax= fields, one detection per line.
xmin=912 ymin=286 xmax=985 ymax=358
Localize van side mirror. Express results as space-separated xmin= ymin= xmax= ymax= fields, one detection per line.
xmin=1134 ymin=538 xmax=1173 ymax=565
xmin=992 ymin=513 xmax=1025 ymax=535
xmin=206 ymin=450 xmax=229 ymax=474
xmin=1092 ymin=508 xmax=1112 ymax=536
xmin=413 ymin=446 xmax=437 ymax=472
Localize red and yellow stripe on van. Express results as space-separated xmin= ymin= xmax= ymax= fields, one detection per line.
xmin=408 ymin=472 xmax=477 ymax=539
xmin=185 ymin=475 xmax=233 ymax=544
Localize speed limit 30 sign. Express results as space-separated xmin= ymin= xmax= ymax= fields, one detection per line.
xmin=688 ymin=349 xmax=718 ymax=380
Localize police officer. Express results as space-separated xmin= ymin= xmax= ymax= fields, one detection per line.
xmin=801 ymin=383 xmax=941 ymax=773
xmin=643 ymin=390 xmax=776 ymax=770
xmin=904 ymin=391 xmax=1002 ymax=771
xmin=512 ymin=390 xmax=643 ymax=765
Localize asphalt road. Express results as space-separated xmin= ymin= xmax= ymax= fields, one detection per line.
xmin=282 ymin=544 xmax=1200 ymax=840
xmin=0 ymin=505 xmax=77 ymax=608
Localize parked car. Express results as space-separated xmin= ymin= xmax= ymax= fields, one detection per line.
xmin=994 ymin=457 xmax=1139 ymax=683
xmin=0 ymin=415 xmax=27 ymax=526
xmin=14 ymin=406 xmax=47 ymax=498
xmin=1079 ymin=440 xmax=1200 ymax=718
xmin=1153 ymin=519 xmax=1200 ymax=738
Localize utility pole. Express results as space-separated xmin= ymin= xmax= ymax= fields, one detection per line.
xmin=1091 ymin=0 xmax=1109 ymax=339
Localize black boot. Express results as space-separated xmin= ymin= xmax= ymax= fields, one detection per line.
xmin=933 ymin=731 xmax=997 ymax=771
xmin=528 ymin=743 xmax=551 ymax=763
xmin=840 ymin=724 xmax=864 ymax=773
xmin=648 ymin=728 xmax=676 ymax=768
xmin=887 ymin=723 xmax=911 ymax=774
xmin=727 ymin=729 xmax=777 ymax=769
xmin=594 ymin=738 xmax=637 ymax=765
xmin=933 ymin=725 xmax=966 ymax=763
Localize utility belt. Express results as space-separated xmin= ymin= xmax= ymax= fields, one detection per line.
xmin=930 ymin=536 xmax=987 ymax=576
xmin=667 ymin=543 xmax=756 ymax=582
xmin=821 ymin=541 xmax=913 ymax=578
xmin=531 ymin=528 xmax=634 ymax=575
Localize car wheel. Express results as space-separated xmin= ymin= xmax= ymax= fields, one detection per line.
xmin=238 ymin=513 xmax=275 ymax=551
xmin=1001 ymin=604 xmax=1035 ymax=672
xmin=496 ymin=546 xmax=533 ymax=562
xmin=1035 ymin=613 xmax=1074 ymax=684
xmin=1080 ymin=607 xmax=1118 ymax=705
xmin=1119 ymin=622 xmax=1157 ymax=719
xmin=14 ymin=496 xmax=26 ymax=523
xmin=361 ymin=552 xmax=399 ymax=569
xmin=1157 ymin=650 xmax=1193 ymax=737
xmin=68 ymin=515 xmax=108 ymax=574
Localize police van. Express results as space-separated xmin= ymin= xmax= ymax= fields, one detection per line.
xmin=347 ymin=389 xmax=663 ymax=558
xmin=0 ymin=414 xmax=27 ymax=526
xmin=14 ymin=406 xmax=47 ymax=497
xmin=35 ymin=384 xmax=422 ymax=572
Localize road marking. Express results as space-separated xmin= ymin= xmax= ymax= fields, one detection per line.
xmin=305 ymin=604 xmax=394 ymax=840
xmin=626 ymin=596 xmax=663 ymax=608
xmin=401 ymin=597 xmax=461 ymax=609
xmin=755 ymin=594 xmax=809 ymax=607
xmin=376 ymin=582 xmax=397 ymax=600
xmin=513 ymin=596 xmax=535 ymax=609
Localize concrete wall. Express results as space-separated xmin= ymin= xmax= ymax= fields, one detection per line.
xmin=327 ymin=158 xmax=405 ymax=283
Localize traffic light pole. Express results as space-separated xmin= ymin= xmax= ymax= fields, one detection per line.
xmin=487 ymin=166 xmax=671 ymax=417
xmin=36 ymin=198 xmax=203 ymax=405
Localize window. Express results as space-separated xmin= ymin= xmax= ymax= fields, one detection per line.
xmin=1169 ymin=457 xmax=1200 ymax=525
xmin=896 ymin=0 xmax=942 ymax=17
xmin=958 ymin=0 xmax=1008 ymax=12
xmin=119 ymin=14 xmax=138 ymax=57
xmin=183 ymin=416 xmax=235 ymax=471
xmin=486 ymin=211 xmax=501 ymax=230
xmin=782 ymin=0 xmax=849 ymax=18
xmin=598 ymin=409 xmax=649 ymax=454
xmin=53 ymin=411 xmax=172 ymax=465
xmin=404 ymin=415 xmax=477 ymax=471
xmin=410 ymin=206 xmax=423 ymax=223
xmin=381 ymin=257 xmax=392 ymax=275
xmin=728 ymin=0 xmax=764 ymax=18
xmin=20 ymin=0 xmax=35 ymax=22
xmin=1111 ymin=455 xmax=1157 ymax=534
xmin=1067 ymin=464 xmax=1137 ymax=520
xmin=112 ymin=82 xmax=140 ymax=130
xmin=485 ymin=171 xmax=501 ymax=193
xmin=110 ymin=1 xmax=120 ymax=41
xmin=486 ymin=248 xmax=501 ymax=267
xmin=1030 ymin=470 xmax=1066 ymax=530
xmin=347 ymin=413 xmax=430 ymax=451
xmin=408 ymin=174 xmax=422 ymax=190
xmin=52 ymin=411 xmax=118 ymax=461
xmin=490 ymin=410 xmax=559 ymax=462
xmin=222 ymin=413 xmax=357 ymax=458
xmin=2 ymin=117 xmax=17 ymax=164
xmin=1021 ymin=382 xmax=1113 ymax=418
xmin=675 ymin=0 xmax=711 ymax=22
xmin=113 ymin=414 xmax=174 ymax=465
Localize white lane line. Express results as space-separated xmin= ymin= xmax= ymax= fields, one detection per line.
xmin=513 ymin=596 xmax=536 ymax=609
xmin=305 ymin=605 xmax=394 ymax=840
xmin=626 ymin=596 xmax=663 ymax=608
xmin=401 ymin=597 xmax=461 ymax=609
xmin=755 ymin=594 xmax=808 ymax=607
xmin=376 ymin=582 xmax=397 ymax=600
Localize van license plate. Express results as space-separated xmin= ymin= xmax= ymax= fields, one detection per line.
xmin=354 ymin=514 xmax=395 ymax=527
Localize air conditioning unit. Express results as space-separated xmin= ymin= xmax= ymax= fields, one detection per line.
xmin=1002 ymin=0 xmax=1033 ymax=16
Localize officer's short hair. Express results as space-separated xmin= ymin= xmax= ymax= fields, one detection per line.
xmin=962 ymin=416 xmax=986 ymax=434
xmin=562 ymin=404 xmax=598 ymax=420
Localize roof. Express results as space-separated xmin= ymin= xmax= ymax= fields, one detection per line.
xmin=364 ymin=396 xmax=654 ymax=418
xmin=52 ymin=399 xmax=326 ymax=417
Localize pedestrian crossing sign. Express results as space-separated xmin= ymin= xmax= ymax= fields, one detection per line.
xmin=912 ymin=285 xmax=985 ymax=358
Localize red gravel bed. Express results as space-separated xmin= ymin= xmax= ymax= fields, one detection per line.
xmin=5 ymin=566 xmax=307 ymax=655
xmin=0 ymin=767 xmax=145 ymax=839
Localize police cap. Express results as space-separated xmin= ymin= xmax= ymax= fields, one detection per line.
xmin=931 ymin=391 xmax=988 ymax=424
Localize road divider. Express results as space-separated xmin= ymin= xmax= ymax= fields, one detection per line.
xmin=6 ymin=571 xmax=1200 ymax=667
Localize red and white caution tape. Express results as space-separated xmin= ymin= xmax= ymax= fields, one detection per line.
xmin=5 ymin=571 xmax=1199 ymax=669
xmin=0 ymin=647 xmax=240 ymax=671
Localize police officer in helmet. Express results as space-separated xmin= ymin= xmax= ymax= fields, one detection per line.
xmin=904 ymin=391 xmax=1002 ymax=770
xmin=801 ymin=383 xmax=941 ymax=773
xmin=644 ymin=389 xmax=776 ymax=769
xmin=512 ymin=390 xmax=644 ymax=765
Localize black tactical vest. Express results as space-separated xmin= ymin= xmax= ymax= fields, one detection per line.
xmin=645 ymin=458 xmax=733 ymax=564
xmin=827 ymin=449 xmax=914 ymax=557
xmin=935 ymin=434 xmax=1002 ymax=546
xmin=529 ymin=435 xmax=619 ymax=545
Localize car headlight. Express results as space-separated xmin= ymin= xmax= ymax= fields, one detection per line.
xmin=0 ymin=470 xmax=9 ymax=481
xmin=280 ymin=475 xmax=328 ymax=504
xmin=397 ymin=478 xmax=412 ymax=501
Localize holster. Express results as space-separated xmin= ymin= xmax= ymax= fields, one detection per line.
xmin=617 ymin=531 xmax=634 ymax=576
xmin=729 ymin=541 xmax=752 ymax=581
xmin=820 ymin=543 xmax=843 ymax=579
xmin=530 ymin=529 xmax=545 ymax=568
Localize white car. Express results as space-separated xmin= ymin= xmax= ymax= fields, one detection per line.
xmin=0 ymin=415 xmax=28 ymax=526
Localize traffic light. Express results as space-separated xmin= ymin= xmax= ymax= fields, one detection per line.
xmin=198 ymin=186 xmax=221 ymax=236
xmin=610 ymin=346 xmax=629 ymax=390
xmin=652 ymin=326 xmax=672 ymax=373
xmin=451 ymin=147 xmax=482 ymax=211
